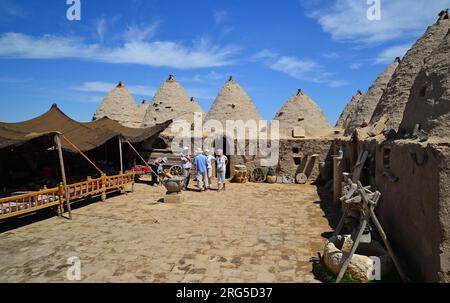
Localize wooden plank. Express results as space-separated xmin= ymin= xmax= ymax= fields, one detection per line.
xmin=336 ymin=218 xmax=368 ymax=283
xmin=352 ymin=150 xmax=368 ymax=183
xmin=119 ymin=136 xmax=124 ymax=174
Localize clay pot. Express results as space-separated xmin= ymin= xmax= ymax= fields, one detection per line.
xmin=163 ymin=177 xmax=184 ymax=194
xmin=266 ymin=176 xmax=277 ymax=184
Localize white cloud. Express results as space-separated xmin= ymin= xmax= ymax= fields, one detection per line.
xmin=77 ymin=81 xmax=114 ymax=93
xmin=185 ymin=87 xmax=216 ymax=101
xmin=214 ymin=9 xmax=228 ymax=25
xmin=253 ymin=49 xmax=349 ymax=87
xmin=0 ymin=30 xmax=238 ymax=69
xmin=75 ymin=95 xmax=106 ymax=104
xmin=252 ymin=49 xmax=279 ymax=60
xmin=328 ymin=80 xmax=349 ymax=88
xmin=308 ymin=0 xmax=449 ymax=44
xmin=270 ymin=56 xmax=319 ymax=78
xmin=179 ymin=71 xmax=225 ymax=83
xmin=77 ymin=81 xmax=155 ymax=96
xmin=321 ymin=52 xmax=340 ymax=59
xmin=0 ymin=0 xmax=26 ymax=17
xmin=375 ymin=43 xmax=413 ymax=64
xmin=96 ymin=18 xmax=107 ymax=43
xmin=350 ymin=63 xmax=362 ymax=70
xmin=124 ymin=23 xmax=159 ymax=42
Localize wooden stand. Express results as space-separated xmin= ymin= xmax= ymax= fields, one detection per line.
xmin=335 ymin=180 xmax=408 ymax=283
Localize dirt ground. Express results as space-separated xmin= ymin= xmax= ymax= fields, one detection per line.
xmin=0 ymin=181 xmax=337 ymax=283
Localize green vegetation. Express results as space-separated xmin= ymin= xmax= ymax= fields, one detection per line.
xmin=312 ymin=258 xmax=359 ymax=283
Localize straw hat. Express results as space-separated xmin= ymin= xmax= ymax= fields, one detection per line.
xmin=195 ymin=148 xmax=203 ymax=155
xmin=182 ymin=147 xmax=190 ymax=155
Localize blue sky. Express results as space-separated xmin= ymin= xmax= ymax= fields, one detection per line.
xmin=0 ymin=0 xmax=448 ymax=124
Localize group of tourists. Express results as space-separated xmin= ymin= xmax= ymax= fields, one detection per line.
xmin=180 ymin=147 xmax=228 ymax=192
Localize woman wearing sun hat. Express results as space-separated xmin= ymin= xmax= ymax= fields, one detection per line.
xmin=215 ymin=149 xmax=228 ymax=191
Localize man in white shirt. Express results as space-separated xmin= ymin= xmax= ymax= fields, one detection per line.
xmin=204 ymin=149 xmax=215 ymax=189
xmin=180 ymin=147 xmax=192 ymax=190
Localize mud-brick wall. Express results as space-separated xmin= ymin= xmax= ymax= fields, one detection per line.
xmin=435 ymin=144 xmax=450 ymax=282
xmin=233 ymin=138 xmax=334 ymax=182
xmin=347 ymin=139 xmax=450 ymax=282
xmin=335 ymin=137 xmax=450 ymax=281
xmin=278 ymin=139 xmax=334 ymax=181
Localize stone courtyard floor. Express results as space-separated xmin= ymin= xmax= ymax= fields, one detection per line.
xmin=0 ymin=182 xmax=336 ymax=283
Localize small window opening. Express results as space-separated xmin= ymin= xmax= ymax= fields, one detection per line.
xmin=383 ymin=147 xmax=391 ymax=170
xmin=419 ymin=86 xmax=427 ymax=97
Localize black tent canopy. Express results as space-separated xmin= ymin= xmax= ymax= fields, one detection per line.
xmin=0 ymin=104 xmax=172 ymax=151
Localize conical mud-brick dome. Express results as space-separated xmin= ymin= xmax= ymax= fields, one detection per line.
xmin=206 ymin=76 xmax=262 ymax=126
xmin=93 ymin=81 xmax=141 ymax=128
xmin=338 ymin=59 xmax=399 ymax=136
xmin=274 ymin=89 xmax=334 ymax=138
xmin=370 ymin=14 xmax=450 ymax=132
xmin=137 ymin=100 xmax=150 ymax=126
xmin=137 ymin=100 xmax=150 ymax=122
xmin=336 ymin=90 xmax=365 ymax=132
xmin=142 ymin=75 xmax=205 ymax=128
xmin=189 ymin=97 xmax=205 ymax=120
xmin=399 ymin=26 xmax=450 ymax=140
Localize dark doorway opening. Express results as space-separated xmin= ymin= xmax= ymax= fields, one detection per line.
xmin=152 ymin=138 xmax=167 ymax=150
xmin=214 ymin=137 xmax=232 ymax=179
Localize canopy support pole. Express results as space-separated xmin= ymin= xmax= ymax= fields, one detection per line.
xmin=55 ymin=133 xmax=72 ymax=220
xmin=119 ymin=136 xmax=124 ymax=174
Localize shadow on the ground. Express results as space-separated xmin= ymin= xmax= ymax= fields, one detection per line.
xmin=0 ymin=190 xmax=126 ymax=234
xmin=313 ymin=185 xmax=342 ymax=239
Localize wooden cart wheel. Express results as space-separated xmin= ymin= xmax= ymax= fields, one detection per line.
xmin=251 ymin=168 xmax=266 ymax=183
xmin=169 ymin=165 xmax=183 ymax=176
xmin=296 ymin=173 xmax=308 ymax=184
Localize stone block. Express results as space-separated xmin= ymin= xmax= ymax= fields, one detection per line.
xmin=292 ymin=127 xmax=306 ymax=138
xmin=164 ymin=194 xmax=184 ymax=204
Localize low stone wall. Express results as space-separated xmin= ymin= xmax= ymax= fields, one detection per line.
xmin=232 ymin=138 xmax=334 ymax=183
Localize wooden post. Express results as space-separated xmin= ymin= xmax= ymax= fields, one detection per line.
xmin=336 ymin=218 xmax=368 ymax=283
xmin=333 ymin=156 xmax=344 ymax=206
xmin=119 ymin=136 xmax=124 ymax=174
xmin=57 ymin=183 xmax=64 ymax=217
xmin=55 ymin=134 xmax=72 ymax=220
xmin=367 ymin=202 xmax=408 ymax=282
xmin=101 ymin=173 xmax=107 ymax=202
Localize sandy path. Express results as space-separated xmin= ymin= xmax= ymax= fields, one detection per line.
xmin=0 ymin=182 xmax=334 ymax=283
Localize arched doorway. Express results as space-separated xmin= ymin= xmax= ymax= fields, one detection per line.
xmin=214 ymin=137 xmax=232 ymax=179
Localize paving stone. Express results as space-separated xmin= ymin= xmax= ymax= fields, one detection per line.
xmin=0 ymin=183 xmax=334 ymax=283
xmin=256 ymin=273 xmax=276 ymax=283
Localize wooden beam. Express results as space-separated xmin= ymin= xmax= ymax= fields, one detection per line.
xmin=119 ymin=136 xmax=124 ymax=174
xmin=55 ymin=134 xmax=72 ymax=220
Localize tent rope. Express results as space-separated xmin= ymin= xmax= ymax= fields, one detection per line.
xmin=62 ymin=135 xmax=103 ymax=175
xmin=124 ymin=140 xmax=160 ymax=178
xmin=61 ymin=135 xmax=127 ymax=195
